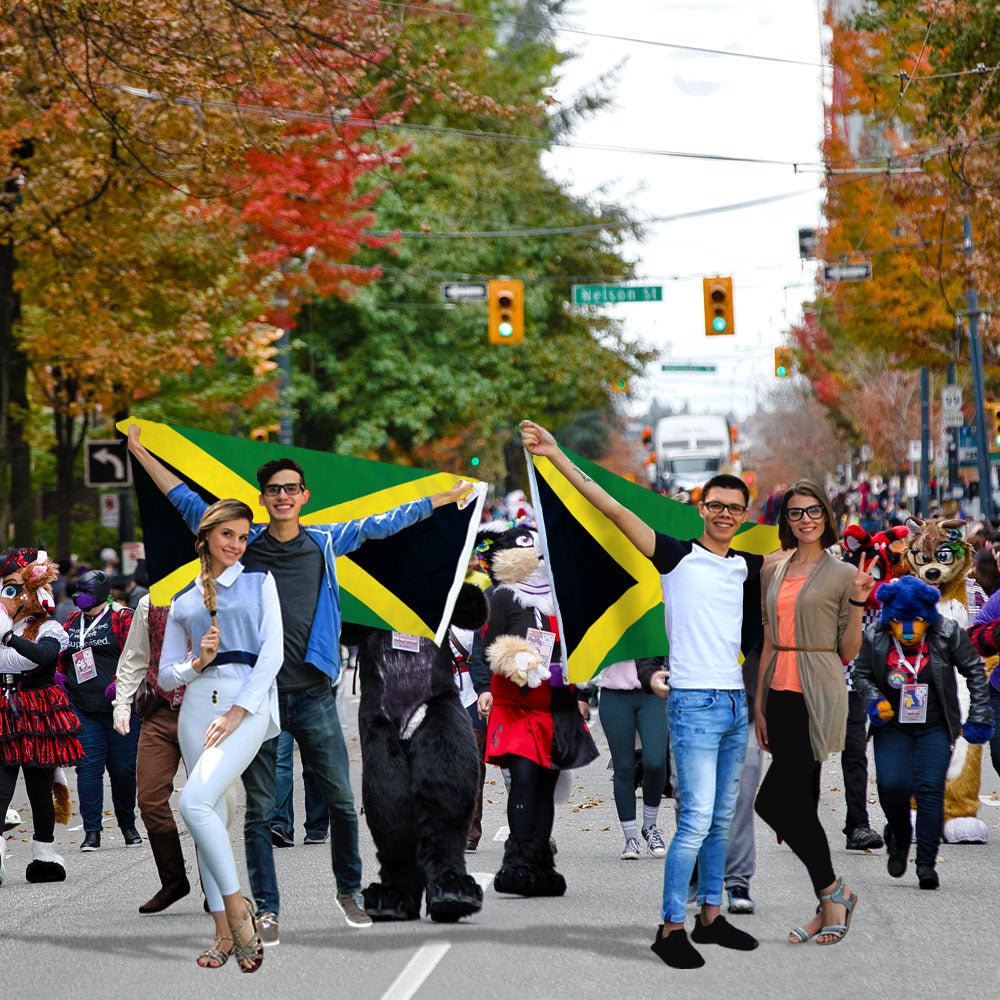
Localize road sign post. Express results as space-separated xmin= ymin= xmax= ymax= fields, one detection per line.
xmin=85 ymin=440 xmax=132 ymax=488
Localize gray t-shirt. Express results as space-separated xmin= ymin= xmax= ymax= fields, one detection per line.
xmin=245 ymin=528 xmax=326 ymax=691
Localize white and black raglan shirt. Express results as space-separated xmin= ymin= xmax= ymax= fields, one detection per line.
xmin=650 ymin=534 xmax=764 ymax=691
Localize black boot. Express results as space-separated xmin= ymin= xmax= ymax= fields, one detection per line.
xmin=527 ymin=837 xmax=566 ymax=897
xmin=492 ymin=836 xmax=537 ymax=896
xmin=426 ymin=870 xmax=483 ymax=923
xmin=139 ymin=831 xmax=191 ymax=913
xmin=362 ymin=882 xmax=422 ymax=921
xmin=884 ymin=824 xmax=909 ymax=879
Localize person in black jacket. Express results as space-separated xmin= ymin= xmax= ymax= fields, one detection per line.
xmin=853 ymin=575 xmax=994 ymax=890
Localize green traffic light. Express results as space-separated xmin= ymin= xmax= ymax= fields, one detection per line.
xmin=470 ymin=456 xmax=481 ymax=467
xmin=712 ymin=317 xmax=727 ymax=332
xmin=776 ymin=365 xmax=788 ymax=377
xmin=498 ymin=321 xmax=514 ymax=338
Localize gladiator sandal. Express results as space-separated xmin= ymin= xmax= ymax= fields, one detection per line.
xmin=816 ymin=877 xmax=859 ymax=946
xmin=196 ymin=935 xmax=232 ymax=969
xmin=229 ymin=897 xmax=264 ymax=973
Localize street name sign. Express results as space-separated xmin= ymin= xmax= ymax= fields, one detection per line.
xmin=573 ymin=284 xmax=663 ymax=305
xmin=661 ymin=363 xmax=718 ymax=373
xmin=441 ymin=282 xmax=488 ymax=302
xmin=823 ymin=262 xmax=872 ymax=282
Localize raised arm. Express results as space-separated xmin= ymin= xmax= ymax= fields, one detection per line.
xmin=520 ymin=420 xmax=655 ymax=557
xmin=127 ymin=424 xmax=182 ymax=495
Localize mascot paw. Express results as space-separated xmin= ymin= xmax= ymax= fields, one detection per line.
xmin=867 ymin=699 xmax=893 ymax=726
xmin=962 ymin=721 xmax=995 ymax=745
xmin=426 ymin=871 xmax=483 ymax=923
xmin=943 ymin=817 xmax=989 ymax=844
xmin=25 ymin=841 xmax=66 ymax=883
xmin=488 ymin=637 xmax=543 ymax=688
xmin=361 ymin=882 xmax=421 ymax=921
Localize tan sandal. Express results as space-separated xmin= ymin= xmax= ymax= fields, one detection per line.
xmin=229 ymin=897 xmax=264 ymax=974
xmin=196 ymin=935 xmax=232 ymax=969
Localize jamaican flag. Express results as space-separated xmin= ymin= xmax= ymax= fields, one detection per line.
xmin=526 ymin=449 xmax=779 ymax=682
xmin=117 ymin=419 xmax=486 ymax=644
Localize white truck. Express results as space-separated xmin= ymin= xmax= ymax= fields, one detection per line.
xmin=653 ymin=414 xmax=736 ymax=493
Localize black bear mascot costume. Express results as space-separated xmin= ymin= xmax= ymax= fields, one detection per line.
xmin=352 ymin=583 xmax=488 ymax=922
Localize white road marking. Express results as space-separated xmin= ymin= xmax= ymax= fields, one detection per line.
xmin=978 ymin=795 xmax=1000 ymax=807
xmin=470 ymin=871 xmax=494 ymax=889
xmin=379 ymin=942 xmax=451 ymax=1000
xmin=67 ymin=824 xmax=83 ymax=832
xmin=492 ymin=825 xmax=509 ymax=842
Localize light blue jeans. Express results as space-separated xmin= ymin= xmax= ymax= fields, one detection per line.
xmin=662 ymin=688 xmax=747 ymax=923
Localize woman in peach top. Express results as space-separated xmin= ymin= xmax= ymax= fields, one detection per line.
xmin=754 ymin=480 xmax=875 ymax=947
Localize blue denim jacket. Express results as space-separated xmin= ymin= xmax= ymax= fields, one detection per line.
xmin=167 ymin=482 xmax=432 ymax=682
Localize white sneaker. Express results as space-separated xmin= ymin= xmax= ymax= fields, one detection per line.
xmin=620 ymin=837 xmax=641 ymax=860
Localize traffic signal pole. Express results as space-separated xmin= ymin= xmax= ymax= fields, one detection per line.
xmin=964 ymin=216 xmax=993 ymax=521
xmin=919 ymin=366 xmax=930 ymax=516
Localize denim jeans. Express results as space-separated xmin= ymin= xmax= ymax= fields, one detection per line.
xmin=873 ymin=723 xmax=952 ymax=866
xmin=271 ymin=728 xmax=330 ymax=841
xmin=662 ymin=689 xmax=747 ymax=923
xmin=242 ymin=683 xmax=361 ymax=916
xmin=74 ymin=708 xmax=141 ymax=833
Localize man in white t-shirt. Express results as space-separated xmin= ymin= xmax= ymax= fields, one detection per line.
xmin=520 ymin=420 xmax=764 ymax=970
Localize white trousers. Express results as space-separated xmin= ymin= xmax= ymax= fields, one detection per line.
xmin=177 ymin=671 xmax=268 ymax=913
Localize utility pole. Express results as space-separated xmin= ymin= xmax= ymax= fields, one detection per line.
xmin=964 ymin=216 xmax=993 ymax=521
xmin=919 ymin=366 xmax=930 ymax=516
xmin=946 ymin=356 xmax=960 ymax=503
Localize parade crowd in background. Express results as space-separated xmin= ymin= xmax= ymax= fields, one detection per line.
xmin=4 ymin=422 xmax=1000 ymax=973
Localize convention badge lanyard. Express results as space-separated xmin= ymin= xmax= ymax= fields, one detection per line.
xmin=889 ymin=635 xmax=929 ymax=724
xmin=72 ymin=605 xmax=109 ymax=683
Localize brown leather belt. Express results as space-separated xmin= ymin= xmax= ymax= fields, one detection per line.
xmin=774 ymin=645 xmax=836 ymax=653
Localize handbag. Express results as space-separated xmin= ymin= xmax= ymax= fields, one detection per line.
xmin=133 ymin=677 xmax=165 ymax=720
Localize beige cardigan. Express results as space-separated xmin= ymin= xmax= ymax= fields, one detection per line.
xmin=760 ymin=552 xmax=856 ymax=761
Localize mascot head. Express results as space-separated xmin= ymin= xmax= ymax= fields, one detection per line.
xmin=878 ymin=575 xmax=941 ymax=647
xmin=902 ymin=516 xmax=970 ymax=593
xmin=841 ymin=524 xmax=909 ymax=593
xmin=74 ymin=569 xmax=111 ymax=611
xmin=0 ymin=546 xmax=59 ymax=640
xmin=474 ymin=522 xmax=541 ymax=586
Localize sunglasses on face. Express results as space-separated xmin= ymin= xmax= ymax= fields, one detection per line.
xmin=702 ymin=500 xmax=748 ymax=516
xmin=262 ymin=482 xmax=305 ymax=497
xmin=786 ymin=504 xmax=825 ymax=521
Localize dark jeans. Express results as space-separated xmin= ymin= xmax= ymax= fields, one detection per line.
xmin=599 ymin=688 xmax=668 ymax=823
xmin=242 ymin=683 xmax=361 ymax=916
xmin=271 ymin=728 xmax=330 ymax=841
xmin=75 ymin=707 xmax=141 ymax=833
xmin=988 ymin=688 xmax=1000 ymax=781
xmin=873 ymin=723 xmax=952 ymax=866
xmin=755 ymin=690 xmax=835 ymax=894
xmin=841 ymin=688 xmax=872 ymax=834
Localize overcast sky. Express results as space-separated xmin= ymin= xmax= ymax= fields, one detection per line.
xmin=544 ymin=0 xmax=827 ymax=420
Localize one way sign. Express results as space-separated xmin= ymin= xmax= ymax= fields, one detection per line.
xmin=85 ymin=439 xmax=132 ymax=488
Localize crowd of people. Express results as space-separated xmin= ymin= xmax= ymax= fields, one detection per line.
xmin=2 ymin=419 xmax=1000 ymax=974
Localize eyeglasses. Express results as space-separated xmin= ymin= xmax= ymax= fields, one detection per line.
xmin=786 ymin=504 xmax=825 ymax=521
xmin=262 ymin=482 xmax=305 ymax=497
xmin=702 ymin=500 xmax=748 ymax=516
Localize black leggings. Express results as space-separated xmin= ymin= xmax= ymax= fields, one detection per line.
xmin=0 ymin=764 xmax=55 ymax=842
xmin=506 ymin=756 xmax=560 ymax=842
xmin=754 ymin=690 xmax=836 ymax=894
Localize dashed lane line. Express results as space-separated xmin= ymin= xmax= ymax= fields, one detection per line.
xmin=379 ymin=942 xmax=451 ymax=1000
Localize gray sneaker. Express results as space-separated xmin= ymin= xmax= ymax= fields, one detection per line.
xmin=642 ymin=825 xmax=667 ymax=858
xmin=335 ymin=890 xmax=373 ymax=928
xmin=620 ymin=837 xmax=642 ymax=860
xmin=257 ymin=911 xmax=279 ymax=947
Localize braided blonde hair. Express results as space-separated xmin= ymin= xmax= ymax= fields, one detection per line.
xmin=195 ymin=499 xmax=255 ymax=617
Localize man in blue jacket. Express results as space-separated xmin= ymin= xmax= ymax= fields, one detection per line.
xmin=127 ymin=426 xmax=469 ymax=941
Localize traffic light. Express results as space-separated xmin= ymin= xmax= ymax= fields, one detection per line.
xmin=470 ymin=455 xmax=481 ymax=468
xmin=774 ymin=347 xmax=793 ymax=378
xmin=986 ymin=401 xmax=1000 ymax=448
xmin=610 ymin=377 xmax=630 ymax=394
xmin=703 ymin=276 xmax=734 ymax=336
xmin=249 ymin=423 xmax=280 ymax=442
xmin=488 ymin=278 xmax=524 ymax=344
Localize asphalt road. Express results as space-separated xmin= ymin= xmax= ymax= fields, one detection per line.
xmin=4 ymin=682 xmax=1000 ymax=1000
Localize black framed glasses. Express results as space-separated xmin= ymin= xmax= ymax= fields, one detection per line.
xmin=786 ymin=504 xmax=825 ymax=521
xmin=702 ymin=500 xmax=748 ymax=516
xmin=263 ymin=482 xmax=305 ymax=497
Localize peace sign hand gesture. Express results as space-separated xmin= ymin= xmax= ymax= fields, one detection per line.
xmin=850 ymin=556 xmax=877 ymax=605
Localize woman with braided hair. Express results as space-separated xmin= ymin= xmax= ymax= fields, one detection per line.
xmin=159 ymin=499 xmax=283 ymax=973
